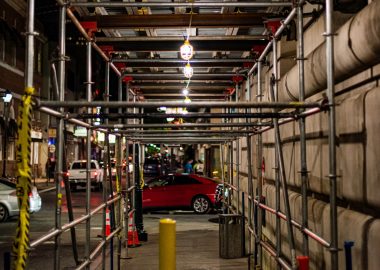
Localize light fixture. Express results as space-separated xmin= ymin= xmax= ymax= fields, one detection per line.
xmin=180 ymin=39 xmax=194 ymax=61
xmin=182 ymin=88 xmax=189 ymax=96
xmin=184 ymin=96 xmax=191 ymax=103
xmin=183 ymin=63 xmax=193 ymax=79
xmin=0 ymin=88 xmax=12 ymax=103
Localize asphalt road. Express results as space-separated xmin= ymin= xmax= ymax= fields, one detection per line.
xmin=0 ymin=186 xmax=106 ymax=270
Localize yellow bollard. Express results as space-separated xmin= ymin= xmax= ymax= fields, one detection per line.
xmin=159 ymin=218 xmax=176 ymax=270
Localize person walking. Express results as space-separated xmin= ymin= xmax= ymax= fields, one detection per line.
xmin=184 ymin=159 xmax=194 ymax=173
xmin=194 ymin=160 xmax=204 ymax=175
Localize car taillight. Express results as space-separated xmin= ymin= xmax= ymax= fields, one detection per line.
xmin=10 ymin=190 xmax=17 ymax=196
xmin=28 ymin=192 xmax=32 ymax=197
xmin=66 ymin=172 xmax=70 ymax=177
xmin=94 ymin=172 xmax=98 ymax=176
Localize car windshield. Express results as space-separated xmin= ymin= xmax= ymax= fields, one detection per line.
xmin=147 ymin=177 xmax=169 ymax=187
xmin=72 ymin=162 xmax=97 ymax=169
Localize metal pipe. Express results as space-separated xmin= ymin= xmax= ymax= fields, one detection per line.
xmin=260 ymin=241 xmax=292 ymax=270
xmin=118 ymin=129 xmax=254 ymax=134
xmin=54 ymin=4 xmax=65 ymax=269
xmin=111 ymin=58 xmax=257 ymax=63
xmin=85 ymin=41 xmax=92 ymax=269
xmin=76 ymin=227 xmax=123 ymax=270
xmin=25 ymin=0 xmax=35 ymax=88
xmin=69 ymin=1 xmax=293 ymax=8
xmin=256 ymin=60 xmax=263 ymax=268
xmin=271 ymin=37 xmax=297 ymax=270
xmin=235 ymin=82 xmax=240 ymax=213
xmin=278 ymin=1 xmax=380 ymax=103
xmin=31 ymin=196 xmax=122 ymax=248
xmin=121 ymin=73 xmax=242 ymax=79
xmin=116 ymin=75 xmax=123 ymax=270
xmin=326 ymin=0 xmax=338 ymax=268
xmin=100 ymin=35 xmax=265 ymax=42
xmin=57 ymin=3 xmax=136 ymax=96
xmin=101 ymin=61 xmax=110 ymax=270
xmin=40 ymin=100 xmax=320 ymax=109
xmin=128 ymin=134 xmax=246 ymax=138
xmin=251 ymin=198 xmax=330 ymax=248
xmin=73 ymin=112 xmax=295 ymax=119
xmin=297 ymin=1 xmax=309 ymax=257
xmin=246 ymin=135 xmax=254 ymax=257
xmin=247 ymin=2 xmax=306 ymax=76
xmin=96 ymin=122 xmax=271 ymax=129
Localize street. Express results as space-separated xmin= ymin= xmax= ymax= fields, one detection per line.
xmin=0 ymin=186 xmax=106 ymax=269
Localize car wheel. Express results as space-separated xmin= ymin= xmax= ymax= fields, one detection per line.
xmin=0 ymin=203 xmax=9 ymax=222
xmin=192 ymin=196 xmax=211 ymax=214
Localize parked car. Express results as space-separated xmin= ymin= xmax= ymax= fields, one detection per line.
xmin=0 ymin=178 xmax=42 ymax=222
xmin=143 ymin=158 xmax=161 ymax=177
xmin=142 ymin=173 xmax=218 ymax=214
xmin=67 ymin=160 xmax=103 ymax=191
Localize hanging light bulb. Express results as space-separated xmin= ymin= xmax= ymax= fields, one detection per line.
xmin=184 ymin=96 xmax=191 ymax=103
xmin=180 ymin=39 xmax=194 ymax=60
xmin=182 ymin=88 xmax=189 ymax=96
xmin=183 ymin=63 xmax=193 ymax=79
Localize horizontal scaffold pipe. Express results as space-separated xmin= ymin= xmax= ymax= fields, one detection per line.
xmin=135 ymin=138 xmax=233 ymax=143
xmin=279 ymin=0 xmax=380 ymax=102
xmin=248 ymin=2 xmax=305 ymax=76
xmin=39 ymin=100 xmax=322 ymax=109
xmin=118 ymin=129 xmax=254 ymax=134
xmin=249 ymin=196 xmax=330 ymax=248
xmin=101 ymin=35 xmax=265 ymax=42
xmin=55 ymin=0 xmax=136 ymax=96
xmin=96 ymin=122 xmax=272 ymax=129
xmin=260 ymin=241 xmax=292 ymax=270
xmin=30 ymin=195 xmax=121 ymax=249
xmin=254 ymin=107 xmax=321 ymax=134
xmin=69 ymin=1 xmax=293 ymax=8
xmin=74 ymin=112 xmax=295 ymax=119
xmin=129 ymin=133 xmax=243 ymax=138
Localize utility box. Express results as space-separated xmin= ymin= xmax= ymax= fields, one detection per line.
xmin=219 ymin=214 xmax=244 ymax=259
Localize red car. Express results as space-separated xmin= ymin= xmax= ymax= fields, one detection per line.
xmin=143 ymin=174 xmax=218 ymax=214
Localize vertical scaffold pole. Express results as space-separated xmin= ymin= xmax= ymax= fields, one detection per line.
xmin=85 ymin=40 xmax=92 ymax=270
xmin=116 ymin=72 xmax=123 ymax=270
xmin=255 ymin=60 xmax=263 ymax=268
xmin=235 ymin=82 xmax=240 ymax=213
xmin=245 ymin=75 xmax=254 ymax=257
xmin=271 ymin=37 xmax=297 ymax=270
xmin=297 ymin=1 xmax=309 ymax=257
xmin=102 ymin=61 xmax=110 ymax=270
xmin=325 ymin=0 xmax=339 ymax=268
xmin=273 ymin=38 xmax=281 ymax=269
xmin=54 ymin=3 xmax=65 ymax=270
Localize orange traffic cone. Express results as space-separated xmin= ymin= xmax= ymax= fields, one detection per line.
xmin=127 ymin=211 xmax=141 ymax=247
xmin=105 ymin=208 xmax=111 ymax=236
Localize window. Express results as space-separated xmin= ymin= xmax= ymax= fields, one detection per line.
xmin=174 ymin=175 xmax=200 ymax=185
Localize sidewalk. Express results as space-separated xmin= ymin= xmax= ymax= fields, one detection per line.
xmin=32 ymin=177 xmax=56 ymax=193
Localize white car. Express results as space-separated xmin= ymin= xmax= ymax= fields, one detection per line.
xmin=0 ymin=178 xmax=42 ymax=222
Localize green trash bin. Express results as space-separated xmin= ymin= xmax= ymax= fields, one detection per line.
xmin=219 ymin=214 xmax=244 ymax=259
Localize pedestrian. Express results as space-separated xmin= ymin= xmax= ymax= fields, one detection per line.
xmin=194 ymin=160 xmax=204 ymax=175
xmin=184 ymin=159 xmax=194 ymax=174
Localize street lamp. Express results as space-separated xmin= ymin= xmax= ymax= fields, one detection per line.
xmin=0 ymin=88 xmax=12 ymax=177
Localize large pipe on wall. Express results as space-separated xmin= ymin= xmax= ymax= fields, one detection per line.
xmin=279 ymin=0 xmax=380 ymax=102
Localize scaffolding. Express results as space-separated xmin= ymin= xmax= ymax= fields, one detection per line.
xmin=9 ymin=0 xmax=340 ymax=269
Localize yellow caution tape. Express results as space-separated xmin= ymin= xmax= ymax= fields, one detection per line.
xmin=139 ymin=165 xmax=144 ymax=189
xmin=12 ymin=86 xmax=34 ymax=270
